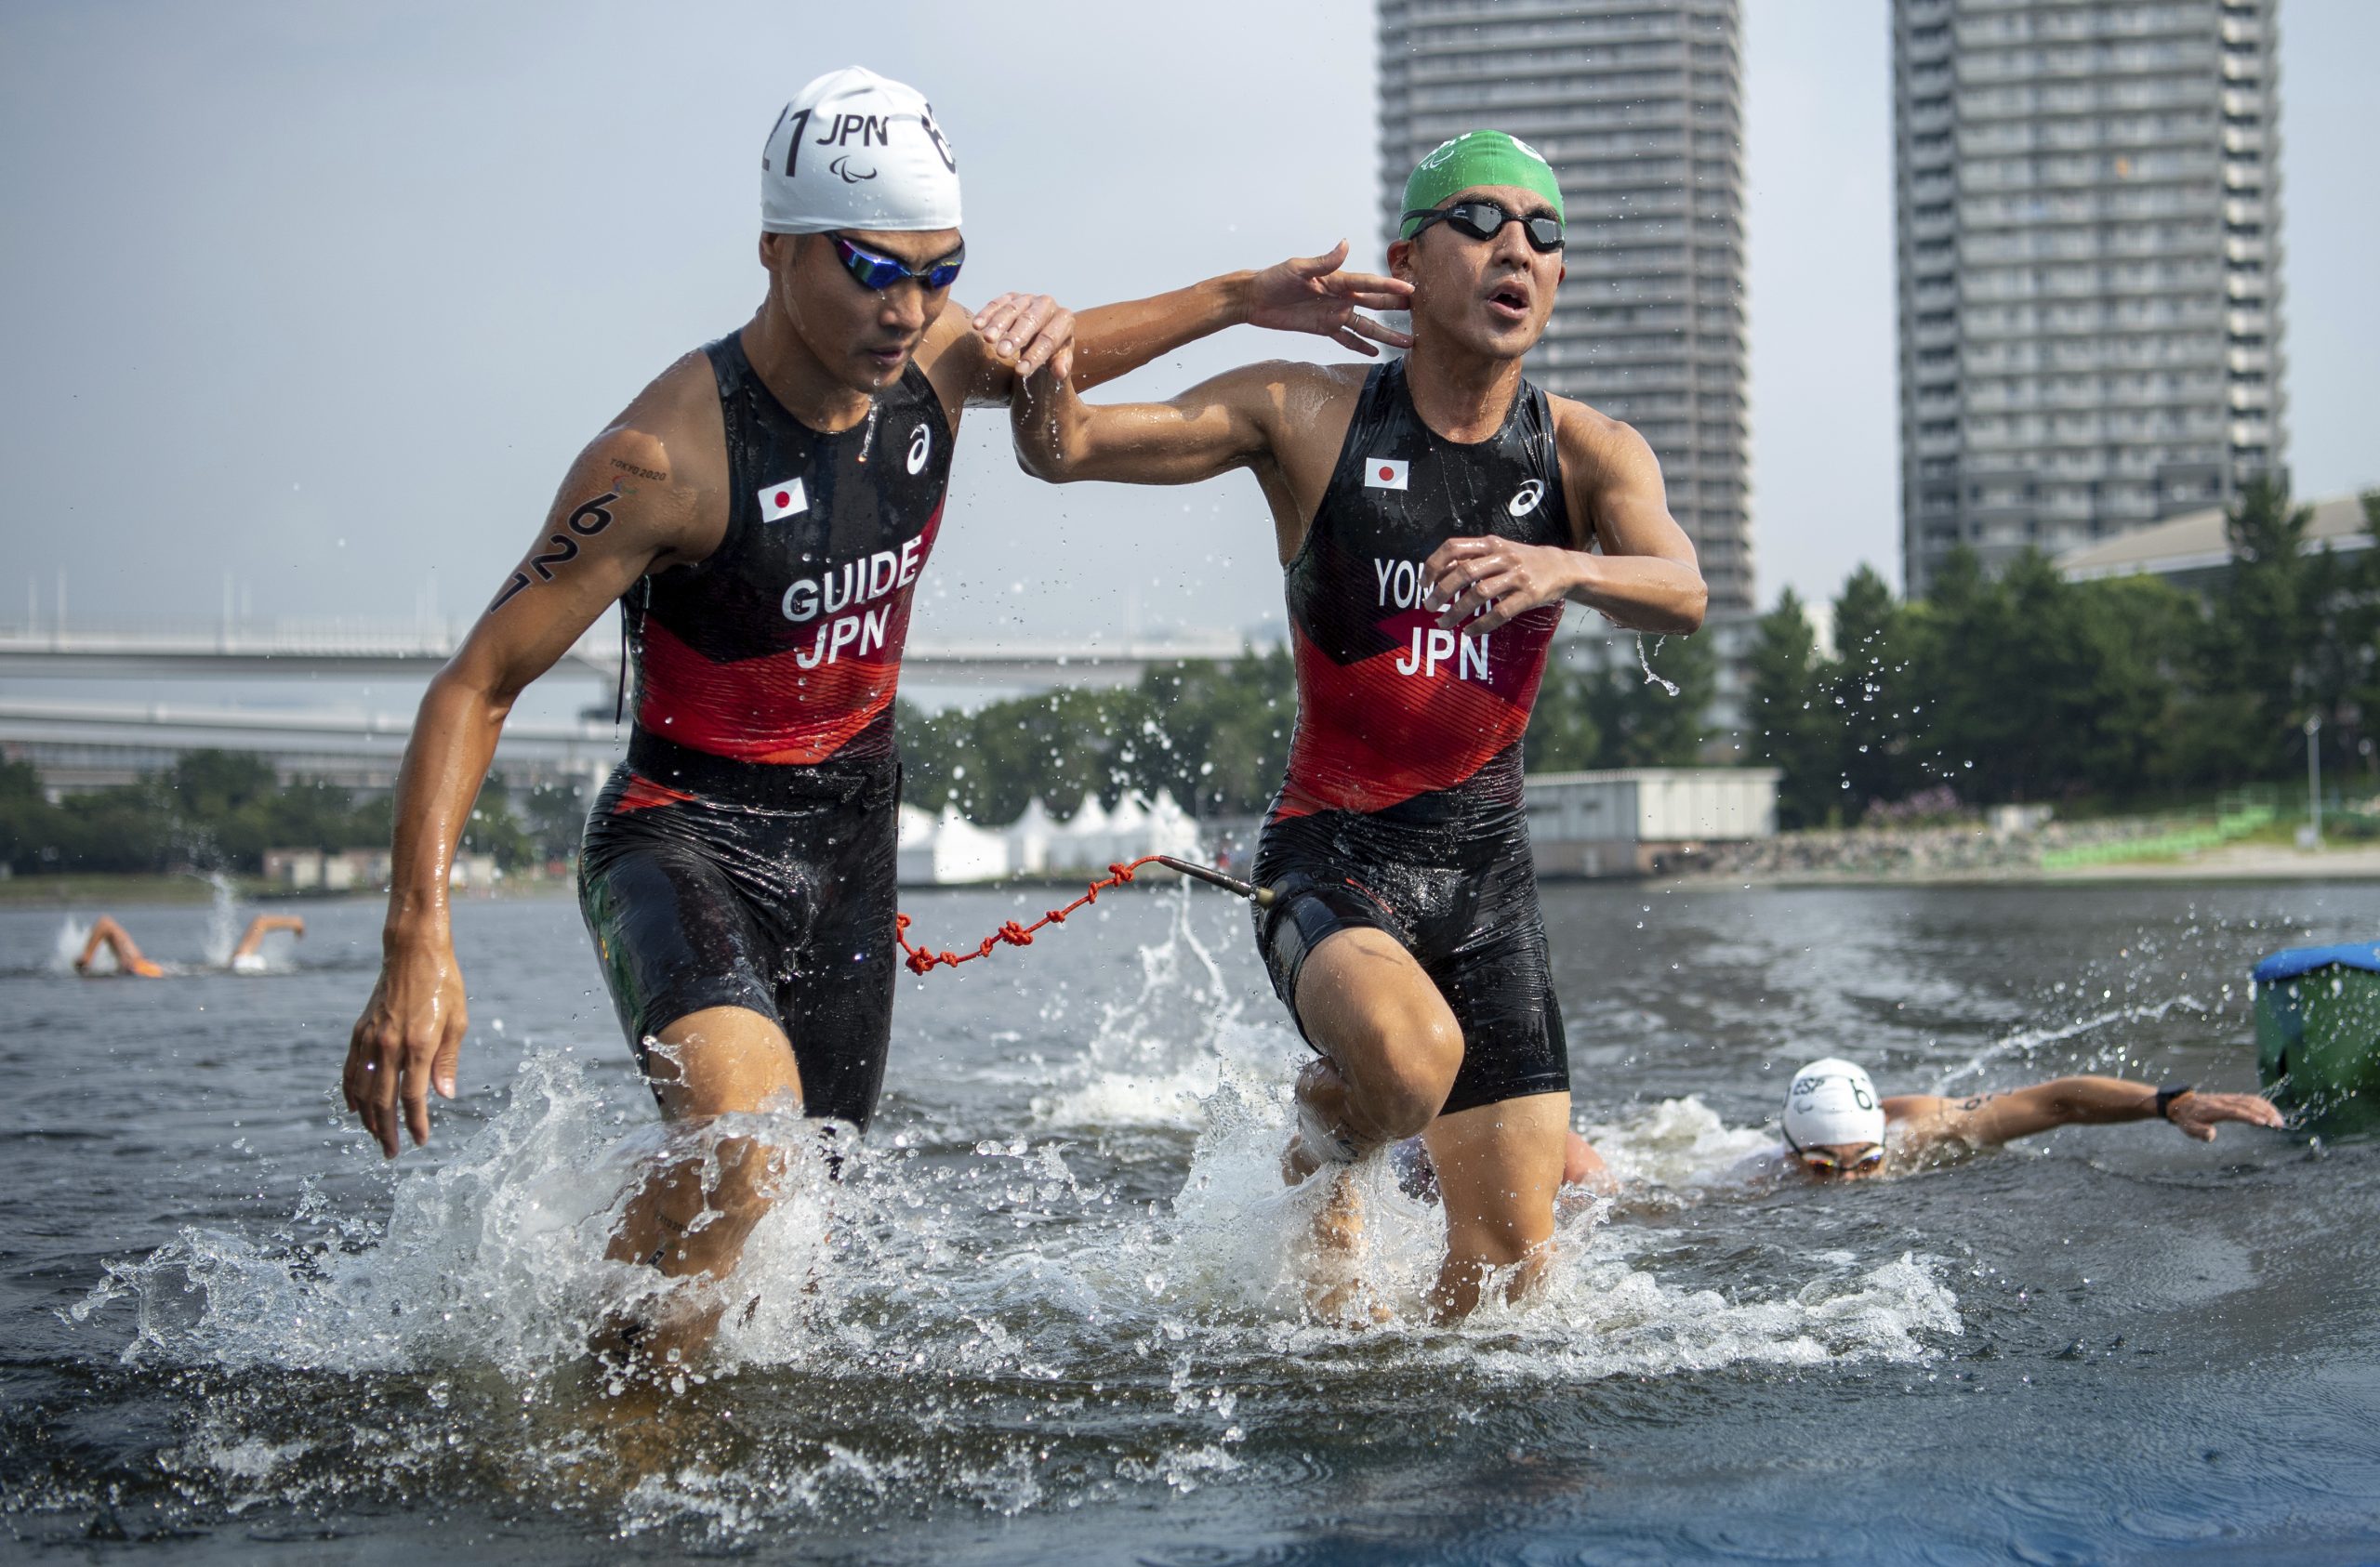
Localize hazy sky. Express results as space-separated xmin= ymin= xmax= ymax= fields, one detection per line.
xmin=2 ymin=0 xmax=2372 ymax=655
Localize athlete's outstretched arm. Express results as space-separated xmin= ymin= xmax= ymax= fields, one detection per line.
xmin=1009 ymin=354 xmax=1303 ymax=487
xmin=342 ymin=394 xmax=713 ymax=1159
xmin=1421 ymin=402 xmax=1705 ymax=637
xmin=959 ymin=242 xmax=1412 ymax=404
xmin=1884 ymin=1077 xmax=2282 ymax=1151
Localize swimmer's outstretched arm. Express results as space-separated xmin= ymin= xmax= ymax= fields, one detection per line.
xmin=343 ymin=362 xmax=721 ymax=1159
xmin=1884 ymin=1077 xmax=2284 ymax=1150
xmin=959 ymin=242 xmax=1411 ymax=400
xmin=231 ymin=914 xmax=304 ymax=961
xmin=76 ymin=915 xmax=164 ymax=978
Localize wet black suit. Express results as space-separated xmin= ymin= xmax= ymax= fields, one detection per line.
xmin=577 ymin=332 xmax=950 ymax=1128
xmin=1254 ymin=360 xmax=1572 ymax=1117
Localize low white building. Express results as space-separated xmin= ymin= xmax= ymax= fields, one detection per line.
xmin=1525 ymin=768 xmax=1779 ymax=878
xmin=261 ymin=847 xmax=397 ymax=891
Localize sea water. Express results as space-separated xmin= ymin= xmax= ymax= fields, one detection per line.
xmin=4 ymin=880 xmax=2378 ymax=1561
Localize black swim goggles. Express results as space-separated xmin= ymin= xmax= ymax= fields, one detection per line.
xmin=829 ymin=232 xmax=965 ymax=293
xmin=1401 ymin=200 xmax=1565 ymax=254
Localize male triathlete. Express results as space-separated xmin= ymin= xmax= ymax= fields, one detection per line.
xmin=338 ymin=66 xmax=1411 ymax=1354
xmin=1012 ymin=130 xmax=1707 ymax=1317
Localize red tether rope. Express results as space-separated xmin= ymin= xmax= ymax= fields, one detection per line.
xmin=895 ymin=856 xmax=1166 ymax=975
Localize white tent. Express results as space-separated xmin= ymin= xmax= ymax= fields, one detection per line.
xmin=1051 ymin=792 xmax=1111 ymax=873
xmin=897 ymin=803 xmax=1011 ymax=886
xmin=1103 ymin=792 xmax=1148 ymax=864
xmin=1144 ymin=788 xmax=1205 ymax=861
xmin=1005 ymin=796 xmax=1057 ymax=875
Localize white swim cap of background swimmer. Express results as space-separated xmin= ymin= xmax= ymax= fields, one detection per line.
xmin=760 ymin=66 xmax=960 ymax=235
xmin=1781 ymin=1058 xmax=1885 ymax=1149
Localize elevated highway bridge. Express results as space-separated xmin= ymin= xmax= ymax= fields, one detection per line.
xmin=0 ymin=619 xmax=1256 ymax=790
xmin=0 ymin=623 xmax=1248 ymax=688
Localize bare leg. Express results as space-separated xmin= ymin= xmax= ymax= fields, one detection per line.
xmin=598 ymin=1005 xmax=805 ymax=1371
xmin=1288 ymin=928 xmax=1465 ymax=1167
xmin=75 ymin=915 xmax=163 ymax=978
xmin=1280 ymin=928 xmax=1464 ymax=1320
xmin=1421 ymin=1092 xmax=1570 ymax=1321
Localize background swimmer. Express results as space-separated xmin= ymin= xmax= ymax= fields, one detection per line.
xmin=1398 ymin=1056 xmax=2281 ymax=1200
xmin=1767 ymin=1056 xmax=2283 ymax=1181
xmin=73 ymin=913 xmax=303 ymax=977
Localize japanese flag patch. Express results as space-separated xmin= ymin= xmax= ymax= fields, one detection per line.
xmin=1364 ymin=458 xmax=1409 ymax=491
xmin=759 ymin=478 xmax=807 ymax=521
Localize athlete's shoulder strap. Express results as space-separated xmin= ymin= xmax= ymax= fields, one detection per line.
xmin=893 ymin=359 xmax=955 ymax=443
xmin=1322 ymin=361 xmax=1401 ymax=485
xmin=1357 ymin=358 xmax=1407 ymax=444
xmin=690 ymin=332 xmax=759 ymax=574
xmin=701 ymin=332 xmax=751 ymax=402
xmin=1516 ymin=376 xmax=1560 ymax=476
xmin=1516 ymin=376 xmax=1575 ymax=544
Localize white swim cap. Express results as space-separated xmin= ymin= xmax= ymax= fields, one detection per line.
xmin=1781 ymin=1058 xmax=1884 ymax=1149
xmin=760 ymin=66 xmax=960 ymax=235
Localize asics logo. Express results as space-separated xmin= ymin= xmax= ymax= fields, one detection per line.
xmin=906 ymin=423 xmax=932 ymax=475
xmin=1508 ymin=480 xmax=1544 ymax=517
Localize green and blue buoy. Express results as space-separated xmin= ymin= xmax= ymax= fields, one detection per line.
xmin=2254 ymin=943 xmax=2380 ymax=1133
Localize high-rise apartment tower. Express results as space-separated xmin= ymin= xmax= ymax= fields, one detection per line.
xmin=1895 ymin=0 xmax=2284 ymax=597
xmin=1378 ymin=0 xmax=1753 ymax=722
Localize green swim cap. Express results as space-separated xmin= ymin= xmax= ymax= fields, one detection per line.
xmin=1399 ymin=130 xmax=1565 ymax=239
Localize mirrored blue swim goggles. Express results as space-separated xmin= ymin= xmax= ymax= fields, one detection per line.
xmin=830 ymin=233 xmax=965 ymax=293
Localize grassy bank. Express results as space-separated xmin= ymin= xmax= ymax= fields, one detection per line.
xmin=0 ymin=874 xmax=257 ymax=907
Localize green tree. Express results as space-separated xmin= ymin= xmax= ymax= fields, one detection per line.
xmin=1129 ymin=647 xmax=1296 ymax=814
xmin=1829 ymin=565 xmax=1921 ymax=810
xmin=0 ymin=759 xmax=55 ymax=874
xmin=521 ymin=778 xmax=592 ymax=863
xmin=461 ymin=774 xmax=536 ymax=869
xmin=1524 ymin=655 xmax=1604 ymax=773
xmin=2200 ymin=476 xmax=2319 ymax=767
xmin=1746 ymin=587 xmax=1843 ymax=827
xmin=1583 ymin=630 xmax=1715 ymax=768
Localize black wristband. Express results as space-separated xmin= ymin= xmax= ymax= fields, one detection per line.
xmin=2154 ymin=1083 xmax=2193 ymax=1122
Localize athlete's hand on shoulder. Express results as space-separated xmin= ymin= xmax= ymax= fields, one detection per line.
xmin=1243 ymin=242 xmax=1414 ymax=356
xmin=2164 ymin=1089 xmax=2284 ymax=1142
xmin=1421 ymin=536 xmax=1584 ymax=636
xmin=970 ymin=294 xmax=1076 ymax=382
xmin=343 ymin=938 xmax=468 ymax=1159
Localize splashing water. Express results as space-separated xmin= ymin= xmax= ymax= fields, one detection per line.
xmin=1030 ymin=878 xmax=1278 ymax=1130
xmin=202 ymin=872 xmax=241 ymax=968
xmin=1635 ymin=634 xmax=1679 ymax=696
xmin=51 ymin=886 xmax=1988 ymax=1543
xmin=48 ymin=913 xmax=94 ymax=973
xmin=1932 ymin=993 xmax=2214 ymax=1090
